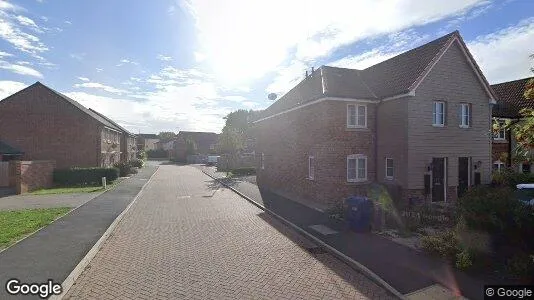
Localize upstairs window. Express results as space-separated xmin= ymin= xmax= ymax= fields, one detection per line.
xmin=433 ymin=101 xmax=445 ymax=126
xmin=385 ymin=158 xmax=394 ymax=179
xmin=347 ymin=154 xmax=367 ymax=182
xmin=261 ymin=153 xmax=265 ymax=170
xmin=493 ymin=160 xmax=505 ymax=172
xmin=347 ymin=104 xmax=367 ymax=128
xmin=460 ymin=103 xmax=471 ymax=128
xmin=493 ymin=119 xmax=506 ymax=140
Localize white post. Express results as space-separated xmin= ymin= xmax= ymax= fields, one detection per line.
xmin=102 ymin=177 xmax=107 ymax=189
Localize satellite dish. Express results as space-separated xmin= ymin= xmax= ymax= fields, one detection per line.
xmin=268 ymin=93 xmax=277 ymax=101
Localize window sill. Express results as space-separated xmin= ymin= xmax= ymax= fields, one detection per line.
xmin=346 ymin=180 xmax=368 ymax=185
xmin=432 ymin=124 xmax=444 ymax=127
xmin=459 ymin=125 xmax=470 ymax=129
xmin=385 ymin=176 xmax=394 ymax=180
xmin=493 ymin=138 xmax=507 ymax=143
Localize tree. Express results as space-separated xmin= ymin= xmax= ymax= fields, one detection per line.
xmin=218 ymin=109 xmax=262 ymax=155
xmin=185 ymin=137 xmax=198 ymax=156
xmin=157 ymin=131 xmax=176 ymax=142
xmin=217 ymin=128 xmax=244 ymax=155
xmin=501 ymin=55 xmax=534 ymax=163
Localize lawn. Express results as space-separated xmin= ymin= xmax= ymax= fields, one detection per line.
xmin=0 ymin=207 xmax=71 ymax=250
xmin=29 ymin=179 xmax=123 ymax=195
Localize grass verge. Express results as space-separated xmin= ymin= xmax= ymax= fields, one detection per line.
xmin=0 ymin=207 xmax=71 ymax=250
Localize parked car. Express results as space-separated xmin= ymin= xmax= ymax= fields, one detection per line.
xmin=516 ymin=184 xmax=534 ymax=206
xmin=206 ymin=155 xmax=220 ymax=166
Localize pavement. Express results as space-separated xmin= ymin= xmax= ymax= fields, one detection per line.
xmin=196 ymin=165 xmax=501 ymax=300
xmin=65 ymin=165 xmax=395 ymax=300
xmin=0 ymin=165 xmax=158 ymax=299
xmin=0 ymin=192 xmax=101 ymax=211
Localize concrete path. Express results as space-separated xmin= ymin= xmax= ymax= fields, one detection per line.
xmin=65 ymin=165 xmax=394 ymax=300
xmin=0 ymin=192 xmax=101 ymax=211
xmin=0 ymin=166 xmax=158 ymax=299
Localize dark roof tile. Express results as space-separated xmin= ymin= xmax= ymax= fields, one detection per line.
xmin=491 ymin=77 xmax=534 ymax=118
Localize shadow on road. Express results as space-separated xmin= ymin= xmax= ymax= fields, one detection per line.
xmin=256 ymin=211 xmax=396 ymax=299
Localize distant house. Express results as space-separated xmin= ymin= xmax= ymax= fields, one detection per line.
xmin=173 ymin=131 xmax=218 ymax=162
xmin=255 ymin=31 xmax=496 ymax=210
xmin=491 ymin=76 xmax=534 ymax=174
xmin=0 ymin=82 xmax=125 ymax=168
xmin=137 ymin=134 xmax=159 ymax=151
xmin=89 ymin=109 xmax=137 ymax=162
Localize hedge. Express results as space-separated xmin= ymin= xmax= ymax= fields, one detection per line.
xmin=230 ymin=167 xmax=256 ymax=176
xmin=53 ymin=167 xmax=119 ymax=186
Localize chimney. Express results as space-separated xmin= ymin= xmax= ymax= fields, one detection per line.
xmin=311 ymin=66 xmax=314 ymax=73
xmin=305 ymin=70 xmax=308 ymax=77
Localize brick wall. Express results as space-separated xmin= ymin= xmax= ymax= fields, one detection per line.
xmin=0 ymin=84 xmax=100 ymax=168
xmin=256 ymin=100 xmax=376 ymax=209
xmin=12 ymin=160 xmax=55 ymax=194
xmin=492 ymin=141 xmax=509 ymax=163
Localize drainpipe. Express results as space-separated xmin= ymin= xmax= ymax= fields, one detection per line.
xmin=375 ymin=101 xmax=381 ymax=183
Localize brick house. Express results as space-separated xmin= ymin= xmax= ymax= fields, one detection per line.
xmin=491 ymin=77 xmax=534 ymax=174
xmin=89 ymin=109 xmax=137 ymax=162
xmin=136 ymin=134 xmax=159 ymax=151
xmin=173 ymin=131 xmax=218 ymax=162
xmin=254 ymin=31 xmax=496 ymax=210
xmin=0 ymin=82 xmax=124 ymax=169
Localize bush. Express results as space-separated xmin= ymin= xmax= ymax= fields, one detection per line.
xmin=421 ymin=230 xmax=461 ymax=261
xmin=130 ymin=159 xmax=144 ymax=168
xmin=53 ymin=167 xmax=119 ymax=186
xmin=230 ymin=167 xmax=256 ymax=176
xmin=137 ymin=150 xmax=147 ymax=161
xmin=492 ymin=168 xmax=534 ymax=188
xmin=505 ymin=253 xmax=534 ymax=280
xmin=113 ymin=162 xmax=134 ymax=177
xmin=455 ymin=248 xmax=473 ymax=270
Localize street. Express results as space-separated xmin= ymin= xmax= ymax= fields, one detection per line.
xmin=65 ymin=165 xmax=395 ymax=299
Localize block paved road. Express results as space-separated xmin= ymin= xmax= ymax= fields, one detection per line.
xmin=65 ymin=165 xmax=395 ymax=300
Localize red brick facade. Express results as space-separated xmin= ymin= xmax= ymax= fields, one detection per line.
xmin=0 ymin=83 xmax=120 ymax=169
xmin=13 ymin=160 xmax=55 ymax=194
xmin=256 ymin=100 xmax=376 ymax=209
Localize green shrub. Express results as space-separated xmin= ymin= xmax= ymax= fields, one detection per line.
xmin=130 ymin=159 xmax=144 ymax=168
xmin=113 ymin=162 xmax=133 ymax=177
xmin=505 ymin=252 xmax=534 ymax=280
xmin=492 ymin=168 xmax=534 ymax=188
xmin=421 ymin=230 xmax=461 ymax=261
xmin=230 ymin=167 xmax=256 ymax=176
xmin=137 ymin=150 xmax=147 ymax=161
xmin=53 ymin=167 xmax=119 ymax=186
xmin=455 ymin=248 xmax=473 ymax=270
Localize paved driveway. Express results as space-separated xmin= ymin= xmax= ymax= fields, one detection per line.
xmin=0 ymin=192 xmax=101 ymax=211
xmin=65 ymin=165 xmax=394 ymax=299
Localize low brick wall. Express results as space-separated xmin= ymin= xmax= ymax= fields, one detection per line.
xmin=12 ymin=160 xmax=56 ymax=194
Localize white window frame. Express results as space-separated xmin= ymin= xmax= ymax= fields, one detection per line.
xmin=308 ymin=156 xmax=315 ymax=180
xmin=346 ymin=104 xmax=367 ymax=128
xmin=493 ymin=119 xmax=506 ymax=140
xmin=385 ymin=158 xmax=394 ymax=179
xmin=347 ymin=154 xmax=367 ymax=182
xmin=493 ymin=160 xmax=505 ymax=172
xmin=432 ymin=101 xmax=445 ymax=127
xmin=261 ymin=153 xmax=265 ymax=170
xmin=460 ymin=103 xmax=470 ymax=128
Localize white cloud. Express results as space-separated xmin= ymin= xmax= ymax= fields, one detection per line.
xmin=0 ymin=80 xmax=26 ymax=99
xmin=40 ymin=16 xmax=48 ymax=22
xmin=70 ymin=53 xmax=86 ymax=60
xmin=16 ymin=60 xmax=31 ymax=65
xmin=185 ymin=0 xmax=490 ymax=84
xmin=96 ymin=67 xmax=103 ymax=72
xmin=0 ymin=17 xmax=48 ymax=56
xmin=117 ymin=58 xmax=139 ymax=66
xmin=0 ymin=60 xmax=42 ymax=77
xmin=0 ymin=0 xmax=18 ymax=11
xmin=168 ymin=5 xmax=176 ymax=15
xmin=222 ymin=95 xmax=247 ymax=102
xmin=74 ymin=82 xmax=128 ymax=95
xmin=64 ymin=20 xmax=72 ymax=25
xmin=194 ymin=51 xmax=206 ymax=62
xmin=468 ymin=17 xmax=534 ymax=84
xmin=15 ymin=15 xmax=43 ymax=33
xmin=0 ymin=51 xmax=13 ymax=58
xmin=330 ymin=49 xmax=402 ymax=70
xmin=157 ymin=54 xmax=173 ymax=61
xmin=78 ymin=76 xmax=90 ymax=82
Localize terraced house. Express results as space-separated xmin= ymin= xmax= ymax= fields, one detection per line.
xmin=0 ymin=82 xmax=127 ymax=169
xmin=254 ymin=31 xmax=496 ymax=210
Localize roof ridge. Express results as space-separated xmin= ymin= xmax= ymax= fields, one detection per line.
xmin=491 ymin=76 xmax=534 ymax=86
xmin=89 ymin=108 xmax=134 ymax=135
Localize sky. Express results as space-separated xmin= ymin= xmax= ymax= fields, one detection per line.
xmin=0 ymin=0 xmax=533 ymax=134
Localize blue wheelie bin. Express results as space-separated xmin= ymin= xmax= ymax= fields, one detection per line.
xmin=345 ymin=196 xmax=373 ymax=232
